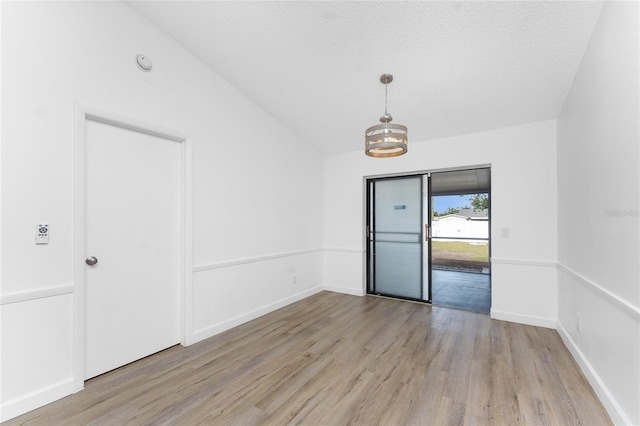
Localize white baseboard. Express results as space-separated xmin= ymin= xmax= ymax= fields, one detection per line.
xmin=323 ymin=285 xmax=365 ymax=296
xmin=556 ymin=323 xmax=630 ymax=426
xmin=190 ymin=286 xmax=324 ymax=344
xmin=490 ymin=309 xmax=557 ymax=329
xmin=1 ymin=378 xmax=78 ymax=422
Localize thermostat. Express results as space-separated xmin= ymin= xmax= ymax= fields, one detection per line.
xmin=35 ymin=224 xmax=49 ymax=244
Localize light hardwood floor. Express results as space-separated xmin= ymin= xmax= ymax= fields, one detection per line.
xmin=5 ymin=291 xmax=611 ymax=425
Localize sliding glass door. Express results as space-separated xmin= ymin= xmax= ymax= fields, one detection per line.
xmin=367 ymin=176 xmax=428 ymax=301
xmin=367 ymin=168 xmax=491 ymax=312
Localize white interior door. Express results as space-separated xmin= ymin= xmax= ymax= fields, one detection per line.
xmin=84 ymin=118 xmax=181 ymax=379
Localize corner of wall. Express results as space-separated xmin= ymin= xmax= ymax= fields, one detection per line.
xmin=556 ymin=321 xmax=632 ymax=426
xmin=556 ymin=1 xmax=639 ymax=424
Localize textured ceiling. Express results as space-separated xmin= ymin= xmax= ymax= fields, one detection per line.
xmin=129 ymin=1 xmax=604 ymax=155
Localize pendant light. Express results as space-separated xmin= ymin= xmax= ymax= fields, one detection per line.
xmin=365 ymin=74 xmax=408 ymax=157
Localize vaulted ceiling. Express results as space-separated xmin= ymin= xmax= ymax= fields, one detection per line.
xmin=129 ymin=1 xmax=603 ymax=155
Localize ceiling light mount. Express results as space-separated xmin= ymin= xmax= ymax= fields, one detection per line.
xmin=365 ymin=73 xmax=408 ymax=157
xmin=380 ymin=73 xmax=393 ymax=85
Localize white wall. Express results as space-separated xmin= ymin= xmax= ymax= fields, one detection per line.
xmin=323 ymin=120 xmax=558 ymax=326
xmin=0 ymin=2 xmax=323 ymax=421
xmin=557 ymin=2 xmax=639 ymax=424
xmin=3 ymin=1 xmax=634 ymax=424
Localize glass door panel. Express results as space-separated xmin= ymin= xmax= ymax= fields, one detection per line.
xmin=368 ymin=176 xmax=425 ymax=301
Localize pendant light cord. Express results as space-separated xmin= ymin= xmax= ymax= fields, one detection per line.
xmin=384 ymin=82 xmax=389 ymax=116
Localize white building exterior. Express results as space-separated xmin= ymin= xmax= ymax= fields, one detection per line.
xmin=432 ymin=209 xmax=489 ymax=241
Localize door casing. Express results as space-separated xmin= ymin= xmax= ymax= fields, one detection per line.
xmin=73 ymin=105 xmax=193 ymax=391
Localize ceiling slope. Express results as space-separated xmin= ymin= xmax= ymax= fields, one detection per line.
xmin=129 ymin=1 xmax=603 ymax=155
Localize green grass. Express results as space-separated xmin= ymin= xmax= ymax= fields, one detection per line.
xmin=431 ymin=241 xmax=489 ymax=262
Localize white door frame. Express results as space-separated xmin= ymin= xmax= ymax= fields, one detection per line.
xmin=72 ymin=104 xmax=193 ymax=391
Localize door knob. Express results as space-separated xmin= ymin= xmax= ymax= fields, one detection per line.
xmin=86 ymin=256 xmax=98 ymax=266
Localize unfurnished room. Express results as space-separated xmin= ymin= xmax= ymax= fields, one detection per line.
xmin=0 ymin=1 xmax=638 ymax=425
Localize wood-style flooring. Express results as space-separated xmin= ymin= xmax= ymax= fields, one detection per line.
xmin=5 ymin=291 xmax=611 ymax=425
